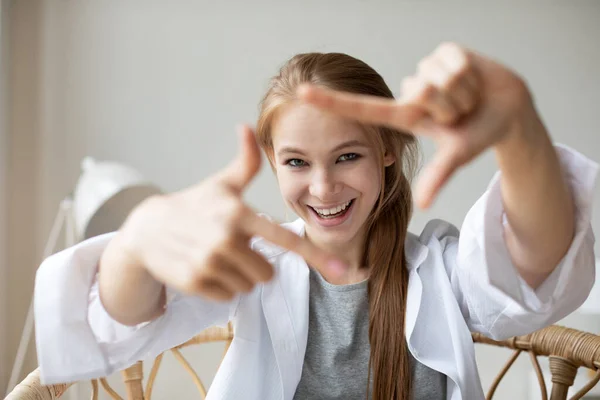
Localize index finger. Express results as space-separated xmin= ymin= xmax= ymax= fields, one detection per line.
xmin=243 ymin=213 xmax=347 ymax=277
xmin=297 ymin=84 xmax=424 ymax=131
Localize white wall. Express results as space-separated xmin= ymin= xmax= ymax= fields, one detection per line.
xmin=6 ymin=0 xmax=600 ymax=398
xmin=0 ymin=0 xmax=9 ymax=393
xmin=5 ymin=0 xmax=43 ymax=388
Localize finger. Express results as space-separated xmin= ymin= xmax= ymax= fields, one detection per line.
xmin=209 ymin=260 xmax=255 ymax=294
xmin=413 ymin=146 xmax=460 ymax=209
xmin=218 ymin=125 xmax=262 ymax=192
xmin=223 ymin=241 xmax=275 ymax=283
xmin=402 ymin=73 xmax=458 ymax=125
xmin=297 ymin=84 xmax=423 ymax=131
xmin=431 ymin=62 xmax=476 ymax=115
xmin=448 ymin=75 xmax=478 ymax=114
xmin=432 ymin=55 xmax=478 ymax=114
xmin=437 ymin=44 xmax=481 ymax=101
xmin=197 ymin=278 xmax=236 ymax=301
xmin=242 ymin=212 xmax=347 ymax=277
xmin=159 ymin=257 xmax=235 ymax=299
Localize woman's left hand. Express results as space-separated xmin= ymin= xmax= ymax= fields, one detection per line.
xmin=298 ymin=42 xmax=542 ymax=209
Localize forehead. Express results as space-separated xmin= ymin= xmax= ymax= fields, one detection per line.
xmin=271 ymin=103 xmax=369 ymax=151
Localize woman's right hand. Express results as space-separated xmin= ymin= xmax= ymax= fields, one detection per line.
xmin=110 ymin=125 xmax=345 ymax=303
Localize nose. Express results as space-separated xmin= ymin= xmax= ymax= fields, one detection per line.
xmin=309 ymin=168 xmax=343 ymax=200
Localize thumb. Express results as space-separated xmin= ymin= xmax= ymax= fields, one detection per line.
xmin=220 ymin=125 xmax=262 ymax=192
xmin=414 ymin=146 xmax=459 ymax=209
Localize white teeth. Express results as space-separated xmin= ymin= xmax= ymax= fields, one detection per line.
xmin=313 ymin=200 xmax=352 ymax=217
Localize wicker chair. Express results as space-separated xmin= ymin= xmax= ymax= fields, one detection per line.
xmin=472 ymin=325 xmax=600 ymax=400
xmin=5 ymin=324 xmax=600 ymax=400
xmin=5 ymin=323 xmax=234 ymax=400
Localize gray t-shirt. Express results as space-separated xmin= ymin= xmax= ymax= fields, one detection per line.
xmin=293 ymin=268 xmax=446 ymax=400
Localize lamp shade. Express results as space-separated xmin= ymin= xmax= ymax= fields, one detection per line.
xmin=72 ymin=157 xmax=162 ymax=240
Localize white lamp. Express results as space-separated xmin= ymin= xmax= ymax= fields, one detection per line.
xmin=5 ymin=157 xmax=162 ymax=395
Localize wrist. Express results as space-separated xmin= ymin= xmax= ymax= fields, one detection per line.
xmin=99 ymin=233 xmax=166 ymax=325
xmin=493 ymin=105 xmax=551 ymax=169
xmin=108 ymin=231 xmax=145 ymax=272
xmin=114 ymin=197 xmax=159 ymax=275
xmin=101 ymin=230 xmax=158 ymax=292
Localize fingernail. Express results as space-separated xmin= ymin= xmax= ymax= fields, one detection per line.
xmin=327 ymin=260 xmax=348 ymax=276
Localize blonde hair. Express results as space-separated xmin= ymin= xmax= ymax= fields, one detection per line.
xmin=256 ymin=52 xmax=420 ymax=399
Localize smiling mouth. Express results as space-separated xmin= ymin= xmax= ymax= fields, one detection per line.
xmin=308 ymin=199 xmax=355 ymax=219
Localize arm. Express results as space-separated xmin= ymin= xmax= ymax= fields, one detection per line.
xmin=456 ymin=143 xmax=596 ymax=339
xmin=36 ymin=126 xmax=341 ymax=384
xmin=495 ymin=104 xmax=575 ymax=289
xmin=98 ymin=232 xmax=166 ymax=326
xmin=296 ymin=43 xmax=582 ymax=291
xmin=418 ymin=142 xmax=597 ymax=340
xmin=34 ymin=233 xmax=234 ymax=384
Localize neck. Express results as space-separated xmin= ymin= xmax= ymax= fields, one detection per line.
xmin=305 ymin=226 xmax=369 ymax=284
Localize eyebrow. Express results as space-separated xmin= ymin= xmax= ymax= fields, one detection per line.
xmin=277 ymin=140 xmax=369 ymax=157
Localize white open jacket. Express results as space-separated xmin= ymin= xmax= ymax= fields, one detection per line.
xmin=35 ymin=145 xmax=598 ymax=400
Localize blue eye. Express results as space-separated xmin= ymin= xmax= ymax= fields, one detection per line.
xmin=286 ymin=159 xmax=307 ymax=168
xmin=338 ymin=153 xmax=360 ymax=162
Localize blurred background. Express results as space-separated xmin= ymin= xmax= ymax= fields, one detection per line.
xmin=1 ymin=0 xmax=599 ymax=398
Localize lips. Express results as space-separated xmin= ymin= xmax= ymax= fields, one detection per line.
xmin=306 ymin=199 xmax=356 ymax=228
xmin=310 ymin=200 xmax=353 ymax=218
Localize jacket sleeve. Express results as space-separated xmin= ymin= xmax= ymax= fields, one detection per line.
xmin=34 ymin=232 xmax=238 ymax=384
xmin=427 ymin=144 xmax=598 ymax=340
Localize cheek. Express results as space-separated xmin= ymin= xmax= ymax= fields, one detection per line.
xmin=275 ymin=169 xmax=305 ymax=204
xmin=351 ymin=163 xmax=383 ymax=203
xmin=356 ymin=175 xmax=382 ymax=199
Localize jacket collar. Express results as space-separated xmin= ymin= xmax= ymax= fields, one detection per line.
xmin=260 ymin=218 xmax=430 ymax=399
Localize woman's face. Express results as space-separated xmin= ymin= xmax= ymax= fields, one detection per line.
xmin=271 ymin=103 xmax=393 ymax=250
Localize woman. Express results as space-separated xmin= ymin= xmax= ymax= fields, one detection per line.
xmin=35 ymin=43 xmax=597 ymax=399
